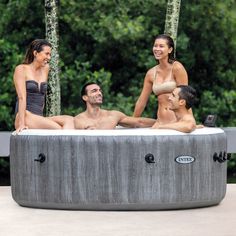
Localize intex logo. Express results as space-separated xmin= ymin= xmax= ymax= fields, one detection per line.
xmin=175 ymin=155 xmax=195 ymax=164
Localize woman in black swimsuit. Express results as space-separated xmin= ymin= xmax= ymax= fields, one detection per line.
xmin=14 ymin=39 xmax=74 ymax=133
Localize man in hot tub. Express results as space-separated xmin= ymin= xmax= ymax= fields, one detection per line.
xmin=152 ymin=85 xmax=197 ymax=133
xmin=74 ymin=82 xmax=156 ymax=129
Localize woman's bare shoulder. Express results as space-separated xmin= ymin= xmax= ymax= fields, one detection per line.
xmin=145 ymin=66 xmax=157 ymax=82
xmin=13 ymin=65 xmax=29 ymax=81
xmin=14 ymin=64 xmax=27 ymax=72
xmin=146 ymin=65 xmax=156 ymax=75
xmin=173 ymin=60 xmax=186 ymax=71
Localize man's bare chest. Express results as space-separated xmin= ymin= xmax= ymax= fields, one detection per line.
xmin=85 ymin=116 xmax=119 ymax=129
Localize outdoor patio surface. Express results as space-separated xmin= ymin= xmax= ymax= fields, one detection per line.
xmin=0 ymin=185 xmax=236 ymax=236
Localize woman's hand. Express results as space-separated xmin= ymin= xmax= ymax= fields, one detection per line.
xmin=15 ymin=125 xmax=28 ymax=134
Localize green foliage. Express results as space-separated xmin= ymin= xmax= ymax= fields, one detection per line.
xmin=0 ymin=0 xmax=235 ymax=129
xmin=195 ymin=90 xmax=236 ymax=126
xmin=56 ymin=0 xmax=167 ymax=118
xmin=0 ymin=158 xmax=9 ymax=170
xmin=228 ymin=154 xmax=236 ymax=171
xmin=60 ymin=60 xmax=112 ymax=115
xmin=0 ymin=39 xmax=22 ymax=130
xmin=179 ymin=0 xmax=236 ymax=126
xmin=0 ymin=0 xmax=47 ymax=130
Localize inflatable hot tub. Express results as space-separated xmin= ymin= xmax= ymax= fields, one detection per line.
xmin=10 ymin=128 xmax=228 ymax=210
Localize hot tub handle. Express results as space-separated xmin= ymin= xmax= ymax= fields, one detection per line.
xmin=213 ymin=151 xmax=229 ymax=163
xmin=145 ymin=153 xmax=155 ymax=164
xmin=34 ymin=153 xmax=46 ymax=163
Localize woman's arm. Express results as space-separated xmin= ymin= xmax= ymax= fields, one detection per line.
xmin=120 ymin=116 xmax=156 ymax=128
xmin=114 ymin=110 xmax=156 ymax=128
xmin=14 ymin=65 xmax=27 ymax=132
xmin=173 ymin=61 xmax=188 ymax=85
xmin=133 ymin=70 xmax=153 ymax=117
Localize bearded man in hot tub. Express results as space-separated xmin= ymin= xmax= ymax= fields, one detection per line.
xmin=74 ymin=82 xmax=156 ymax=129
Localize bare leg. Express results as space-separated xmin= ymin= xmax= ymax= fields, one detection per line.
xmin=48 ymin=115 xmax=75 ymax=129
xmin=15 ymin=111 xmax=62 ymax=129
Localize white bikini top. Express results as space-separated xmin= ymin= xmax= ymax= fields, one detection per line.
xmin=152 ymin=63 xmax=177 ymax=96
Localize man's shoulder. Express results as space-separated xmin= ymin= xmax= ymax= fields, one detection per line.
xmin=100 ymin=109 xmax=126 ymax=122
xmin=106 ymin=109 xmax=126 ymax=117
xmin=182 ymin=113 xmax=196 ymax=122
xmin=74 ymin=112 xmax=86 ymax=119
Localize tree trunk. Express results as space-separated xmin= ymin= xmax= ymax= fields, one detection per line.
xmin=45 ymin=0 xmax=61 ymax=116
xmin=164 ymin=0 xmax=181 ymax=55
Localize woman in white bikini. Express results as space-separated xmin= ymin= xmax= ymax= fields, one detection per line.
xmin=133 ymin=34 xmax=188 ymax=124
xmin=14 ymin=39 xmax=74 ymax=133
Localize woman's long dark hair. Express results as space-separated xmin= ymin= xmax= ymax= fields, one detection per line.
xmin=23 ymin=39 xmax=51 ymax=64
xmin=154 ymin=34 xmax=175 ymax=63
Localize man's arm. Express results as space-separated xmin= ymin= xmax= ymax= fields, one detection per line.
xmin=117 ymin=112 xmax=156 ymax=128
xmin=152 ymin=115 xmax=196 ymax=133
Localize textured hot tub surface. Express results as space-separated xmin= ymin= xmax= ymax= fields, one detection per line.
xmin=10 ymin=128 xmax=228 ymax=210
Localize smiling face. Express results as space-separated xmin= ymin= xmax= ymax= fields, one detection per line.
xmin=34 ymin=45 xmax=51 ymax=66
xmin=152 ymin=38 xmax=173 ymax=61
xmin=83 ymin=84 xmax=103 ymax=105
xmin=168 ymin=88 xmax=183 ymax=111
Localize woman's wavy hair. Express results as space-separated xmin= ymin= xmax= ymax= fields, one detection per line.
xmin=23 ymin=39 xmax=51 ymax=64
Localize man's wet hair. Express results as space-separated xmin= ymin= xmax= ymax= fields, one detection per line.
xmin=177 ymin=85 xmax=197 ymax=109
xmin=81 ymin=82 xmax=97 ymax=96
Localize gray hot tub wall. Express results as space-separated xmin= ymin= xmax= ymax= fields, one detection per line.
xmin=10 ymin=130 xmax=227 ymax=210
